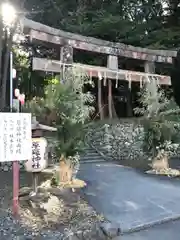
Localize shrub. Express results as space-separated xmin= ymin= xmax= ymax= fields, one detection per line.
xmin=134 ymin=82 xmax=180 ymax=160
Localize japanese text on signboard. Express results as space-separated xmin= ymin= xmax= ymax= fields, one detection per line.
xmin=0 ymin=113 xmax=32 ymax=162
xmin=32 ymin=141 xmax=41 ymax=169
xmin=24 ymin=138 xmax=48 ymax=172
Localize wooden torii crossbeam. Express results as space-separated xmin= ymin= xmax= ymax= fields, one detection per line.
xmin=33 ymin=57 xmax=171 ymax=85
xmin=21 ymin=17 xmax=177 ymax=63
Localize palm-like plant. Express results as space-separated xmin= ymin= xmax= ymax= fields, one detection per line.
xmin=24 ymin=67 xmax=95 ymax=160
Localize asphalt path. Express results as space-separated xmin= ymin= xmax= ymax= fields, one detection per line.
xmin=78 ymin=162 xmax=180 ymax=239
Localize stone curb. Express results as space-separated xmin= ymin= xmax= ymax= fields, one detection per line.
xmin=121 ymin=214 xmax=180 ymax=235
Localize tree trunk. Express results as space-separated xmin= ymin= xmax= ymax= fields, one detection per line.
xmin=167 ymin=0 xmax=179 ymax=26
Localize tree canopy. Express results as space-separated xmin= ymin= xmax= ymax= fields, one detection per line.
xmin=25 ymin=0 xmax=180 ymax=48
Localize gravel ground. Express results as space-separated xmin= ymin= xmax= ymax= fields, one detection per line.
xmin=0 ymin=171 xmax=63 ymax=239
xmin=0 ymin=170 xmax=103 ymax=240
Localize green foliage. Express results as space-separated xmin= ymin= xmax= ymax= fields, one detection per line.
xmin=24 ymin=67 xmax=95 ymax=158
xmin=51 ymin=173 xmax=59 ymax=187
xmin=13 ymin=46 xmax=48 ymax=99
xmin=25 ymin=0 xmax=180 ymax=49
xmin=134 ymin=83 xmax=180 ymax=157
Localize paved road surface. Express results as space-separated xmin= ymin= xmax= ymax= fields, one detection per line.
xmin=78 ymin=162 xmax=180 ymax=238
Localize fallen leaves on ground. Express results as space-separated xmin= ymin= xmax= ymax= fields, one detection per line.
xmin=146 ymin=168 xmax=180 ymax=177
xmin=19 ymin=181 xmax=103 ymax=235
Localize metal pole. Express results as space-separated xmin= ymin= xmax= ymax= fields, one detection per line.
xmin=10 ymin=51 xmax=19 ymax=216
xmin=9 ymin=51 xmax=13 ymax=111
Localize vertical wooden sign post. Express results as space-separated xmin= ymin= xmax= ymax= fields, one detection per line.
xmin=10 ymin=49 xmax=27 ymax=216
xmin=12 ymin=92 xmax=25 ymax=215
